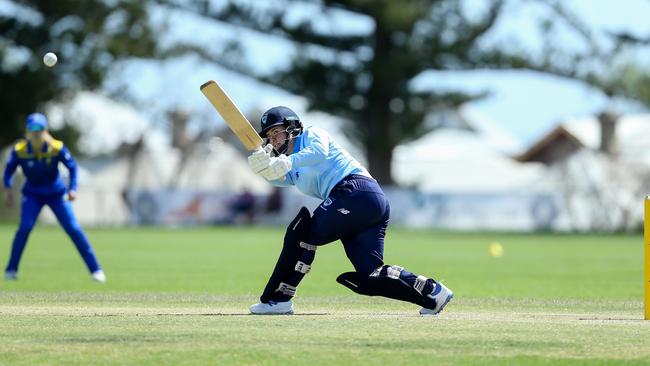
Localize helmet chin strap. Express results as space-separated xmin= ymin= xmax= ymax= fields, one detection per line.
xmin=270 ymin=127 xmax=299 ymax=156
xmin=276 ymin=136 xmax=292 ymax=155
xmin=266 ymin=136 xmax=290 ymax=156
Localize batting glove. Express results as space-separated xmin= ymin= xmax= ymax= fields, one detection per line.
xmin=260 ymin=154 xmax=292 ymax=181
xmin=248 ymin=144 xmax=273 ymax=173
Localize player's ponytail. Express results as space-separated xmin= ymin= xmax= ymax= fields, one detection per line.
xmin=42 ymin=130 xmax=54 ymax=144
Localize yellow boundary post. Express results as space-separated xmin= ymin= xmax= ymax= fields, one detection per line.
xmin=645 ymin=196 xmax=650 ymax=320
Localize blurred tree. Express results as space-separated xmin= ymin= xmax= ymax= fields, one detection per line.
xmin=161 ymin=0 xmax=612 ymax=184
xmin=599 ymin=64 xmax=650 ymax=107
xmin=49 ymin=124 xmax=82 ymax=156
xmin=0 ymin=0 xmax=159 ymax=153
xmin=583 ymin=26 xmax=650 ymax=106
xmin=624 ymin=68 xmax=650 ymax=106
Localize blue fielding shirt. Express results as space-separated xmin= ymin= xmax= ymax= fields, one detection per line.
xmin=3 ymin=139 xmax=78 ymax=196
xmin=271 ymin=127 xmax=371 ymax=200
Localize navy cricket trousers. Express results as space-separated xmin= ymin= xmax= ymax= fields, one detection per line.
xmin=5 ymin=192 xmax=101 ymax=274
xmin=308 ymin=175 xmax=389 ymax=275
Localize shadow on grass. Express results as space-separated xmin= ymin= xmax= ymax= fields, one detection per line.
xmin=73 ymin=312 xmax=331 ymax=317
xmin=578 ymin=317 xmax=647 ymax=322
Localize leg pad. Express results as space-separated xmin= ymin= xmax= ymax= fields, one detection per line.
xmin=260 ymin=207 xmax=315 ymax=303
xmin=336 ymin=270 xmax=437 ymax=309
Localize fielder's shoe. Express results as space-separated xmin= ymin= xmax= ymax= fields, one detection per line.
xmin=249 ymin=300 xmax=294 ymax=315
xmin=4 ymin=270 xmax=17 ymax=281
xmin=91 ymin=270 xmax=106 ymax=283
xmin=419 ymin=281 xmax=453 ymax=316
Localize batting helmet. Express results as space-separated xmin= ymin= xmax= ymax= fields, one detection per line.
xmin=259 ymin=106 xmax=303 ymax=138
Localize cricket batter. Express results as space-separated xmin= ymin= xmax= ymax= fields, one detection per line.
xmin=247 ymin=106 xmax=452 ymax=315
xmin=2 ymin=113 xmax=105 ymax=283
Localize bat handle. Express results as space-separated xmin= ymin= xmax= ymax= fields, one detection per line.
xmin=259 ymin=144 xmax=274 ymax=155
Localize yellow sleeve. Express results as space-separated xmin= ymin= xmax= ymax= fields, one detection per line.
xmin=50 ymin=139 xmax=64 ymax=153
xmin=13 ymin=139 xmax=29 ymax=158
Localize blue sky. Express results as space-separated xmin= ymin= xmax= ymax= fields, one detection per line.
xmin=414 ymin=0 xmax=650 ymax=145
xmin=106 ymin=0 xmax=650 ymax=149
xmin=473 ymin=0 xmax=650 ymax=144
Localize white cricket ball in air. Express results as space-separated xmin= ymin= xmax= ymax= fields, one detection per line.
xmin=43 ymin=52 xmax=58 ymax=67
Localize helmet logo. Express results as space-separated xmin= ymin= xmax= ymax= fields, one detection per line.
xmin=261 ymin=114 xmax=268 ymax=125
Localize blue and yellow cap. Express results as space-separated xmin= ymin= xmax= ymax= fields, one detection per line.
xmin=26 ymin=113 xmax=48 ymax=132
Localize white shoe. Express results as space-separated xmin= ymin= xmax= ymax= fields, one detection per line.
xmin=249 ymin=300 xmax=294 ymax=315
xmin=91 ymin=270 xmax=106 ymax=283
xmin=4 ymin=270 xmax=17 ymax=281
xmin=419 ymin=281 xmax=453 ymax=316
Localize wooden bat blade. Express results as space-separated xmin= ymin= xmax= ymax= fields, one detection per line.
xmin=200 ymin=80 xmax=263 ymax=151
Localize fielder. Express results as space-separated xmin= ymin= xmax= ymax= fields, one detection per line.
xmin=247 ymin=106 xmax=453 ymax=315
xmin=2 ymin=113 xmax=105 ymax=282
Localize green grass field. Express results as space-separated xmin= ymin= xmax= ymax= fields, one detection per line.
xmin=0 ymin=224 xmax=648 ymax=365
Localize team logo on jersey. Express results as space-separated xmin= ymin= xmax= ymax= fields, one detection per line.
xmin=318 ymin=197 xmax=333 ymax=211
xmin=27 ymin=161 xmax=34 ymax=167
xmin=337 ymin=208 xmax=350 ymax=215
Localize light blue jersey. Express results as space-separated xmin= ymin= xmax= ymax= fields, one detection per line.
xmin=271 ymin=127 xmax=371 ymax=200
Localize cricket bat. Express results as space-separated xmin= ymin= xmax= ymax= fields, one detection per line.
xmin=200 ymin=80 xmax=264 ymax=151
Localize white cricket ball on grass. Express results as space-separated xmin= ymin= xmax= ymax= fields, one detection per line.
xmin=43 ymin=52 xmax=58 ymax=67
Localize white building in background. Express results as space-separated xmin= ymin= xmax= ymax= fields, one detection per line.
xmin=392 ymin=107 xmax=546 ymax=193
xmin=38 ymin=92 xmax=273 ymax=226
xmin=516 ymin=113 xmax=650 ymax=231
xmin=38 ymin=138 xmax=272 ymax=226
xmin=46 ymin=92 xmax=155 ymax=156
xmin=386 ymin=107 xmax=557 ymax=231
xmin=561 ymin=114 xmax=650 ymax=165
